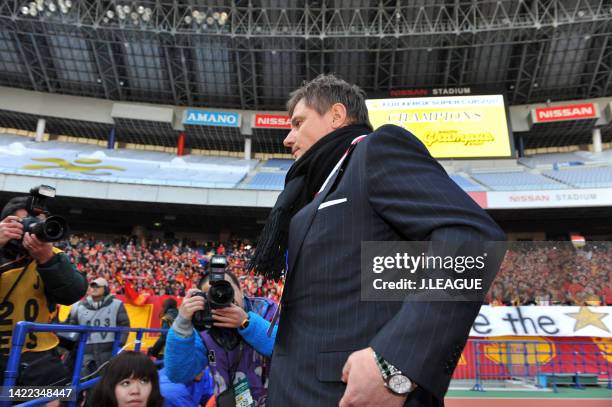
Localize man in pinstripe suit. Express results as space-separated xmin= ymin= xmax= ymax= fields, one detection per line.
xmin=251 ymin=75 xmax=505 ymax=406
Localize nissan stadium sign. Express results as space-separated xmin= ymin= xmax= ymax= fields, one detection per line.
xmin=389 ymin=87 xmax=474 ymax=97
xmin=184 ymin=109 xmax=241 ymax=127
xmin=531 ymin=102 xmax=600 ymax=124
xmin=253 ymin=114 xmax=291 ymax=129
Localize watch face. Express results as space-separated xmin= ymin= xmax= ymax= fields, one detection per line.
xmin=388 ymin=374 xmax=412 ymax=394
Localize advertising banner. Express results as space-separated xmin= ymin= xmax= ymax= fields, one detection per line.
xmin=253 ymin=114 xmax=291 ymax=129
xmin=184 ymin=109 xmax=241 ymax=127
xmin=532 ymin=103 xmax=599 ymax=124
xmin=366 ymin=95 xmax=512 ymax=158
xmin=485 ymin=188 xmax=612 ymax=209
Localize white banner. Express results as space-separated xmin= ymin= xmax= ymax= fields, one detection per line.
xmin=470 ymin=306 xmax=612 ymax=337
xmin=0 ymin=138 xmax=250 ymax=188
xmin=486 ymin=188 xmax=612 ymax=209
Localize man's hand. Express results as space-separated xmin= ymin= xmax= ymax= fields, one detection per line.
xmin=212 ymin=303 xmax=248 ymax=328
xmin=0 ymin=216 xmax=23 ymax=248
xmin=178 ymin=289 xmax=206 ymax=320
xmin=23 ymin=232 xmax=54 ymax=264
xmin=339 ymin=347 xmax=407 ymax=407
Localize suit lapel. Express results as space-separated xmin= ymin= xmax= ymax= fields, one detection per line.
xmin=286 ymin=164 xmax=344 ymax=278
xmin=286 ymin=137 xmax=367 ymax=278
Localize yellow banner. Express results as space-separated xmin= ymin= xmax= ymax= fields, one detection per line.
xmin=59 ymin=304 xmax=158 ymax=350
xmin=366 ymin=95 xmax=512 ymax=158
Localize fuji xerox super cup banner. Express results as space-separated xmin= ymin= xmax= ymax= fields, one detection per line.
xmin=366 ymin=95 xmax=512 ymax=158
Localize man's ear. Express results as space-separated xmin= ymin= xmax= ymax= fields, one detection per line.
xmin=330 ymin=103 xmax=349 ymax=129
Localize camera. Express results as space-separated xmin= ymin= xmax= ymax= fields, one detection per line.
xmin=3 ymin=185 xmax=69 ymax=259
xmin=192 ymin=255 xmax=234 ymax=331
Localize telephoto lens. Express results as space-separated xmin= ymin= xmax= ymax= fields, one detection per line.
xmin=24 ymin=215 xmax=68 ymax=242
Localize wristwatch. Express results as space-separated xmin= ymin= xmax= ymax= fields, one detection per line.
xmin=239 ymin=317 xmax=250 ymax=329
xmin=373 ymin=350 xmax=415 ymax=395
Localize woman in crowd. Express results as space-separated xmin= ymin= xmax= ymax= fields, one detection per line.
xmin=164 ymin=269 xmax=277 ymax=407
xmin=88 ymin=351 xmax=164 ymax=407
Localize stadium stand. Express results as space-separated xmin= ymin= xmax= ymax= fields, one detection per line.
xmin=263 ymin=159 xmax=294 ymax=171
xmin=518 ymin=152 xmax=589 ymax=168
xmin=543 ymin=166 xmax=612 ymax=188
xmin=470 ymin=170 xmax=568 ymax=191
xmin=243 ymin=172 xmax=286 ymax=190
xmin=0 ymin=134 xmax=255 ymax=188
xmin=5 ymin=132 xmax=612 ymax=193
xmin=449 ymin=174 xmax=486 ymax=192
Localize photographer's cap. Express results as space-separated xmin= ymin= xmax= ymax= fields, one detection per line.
xmin=91 ymin=277 xmax=108 ymax=287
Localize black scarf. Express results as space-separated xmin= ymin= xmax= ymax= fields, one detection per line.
xmin=249 ymin=123 xmax=372 ymax=279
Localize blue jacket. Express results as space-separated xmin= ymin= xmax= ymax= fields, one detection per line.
xmin=159 ymin=367 xmax=214 ymax=407
xmin=164 ymin=308 xmax=277 ymax=384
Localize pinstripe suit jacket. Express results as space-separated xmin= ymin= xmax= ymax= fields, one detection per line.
xmin=267 ymin=124 xmax=506 ymax=406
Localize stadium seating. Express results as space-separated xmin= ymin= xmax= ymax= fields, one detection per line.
xmin=543 ymin=166 xmax=612 ymax=188
xmin=519 ymin=152 xmax=588 ymax=168
xmin=470 ymin=170 xmax=568 ymax=191
xmin=4 ymin=133 xmax=612 ymax=193
xmin=449 ymin=174 xmax=486 ymax=192
xmin=263 ymin=159 xmax=294 ymax=171
xmin=0 ymin=135 xmax=255 ymax=188
xmin=244 ymin=172 xmax=286 ymax=190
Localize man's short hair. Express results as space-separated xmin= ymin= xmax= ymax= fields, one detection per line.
xmin=1 ymin=197 xmax=28 ymax=220
xmin=287 ymin=74 xmax=372 ymax=128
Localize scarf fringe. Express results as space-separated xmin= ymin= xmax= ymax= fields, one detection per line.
xmin=248 ymin=206 xmax=287 ymax=280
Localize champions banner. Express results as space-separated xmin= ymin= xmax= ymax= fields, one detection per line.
xmin=365 ymin=95 xmax=512 ymax=158
xmin=470 ymin=306 xmax=612 ymax=338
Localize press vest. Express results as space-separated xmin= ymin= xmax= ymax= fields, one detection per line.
xmin=0 ymin=249 xmax=63 ymax=355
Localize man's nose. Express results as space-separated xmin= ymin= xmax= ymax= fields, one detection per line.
xmin=283 ymin=130 xmax=295 ymax=148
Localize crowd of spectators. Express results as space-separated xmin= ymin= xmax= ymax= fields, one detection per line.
xmin=61 ymin=235 xmax=609 ymax=306
xmin=61 ymin=234 xmax=283 ymax=303
xmin=486 ymin=242 xmax=612 ymax=306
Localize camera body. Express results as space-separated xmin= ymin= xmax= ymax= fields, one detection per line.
xmin=3 ymin=185 xmax=69 ymax=259
xmin=192 ymin=255 xmax=235 ymax=331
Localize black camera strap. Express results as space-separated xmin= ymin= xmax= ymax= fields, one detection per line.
xmin=1 ymin=258 xmax=29 ymax=304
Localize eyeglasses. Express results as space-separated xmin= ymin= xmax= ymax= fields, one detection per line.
xmin=89 ymin=283 xmax=101 ymax=288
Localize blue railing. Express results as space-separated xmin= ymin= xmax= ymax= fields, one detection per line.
xmin=2 ymin=321 xmax=166 ymax=407
xmin=470 ymin=339 xmax=612 ymax=393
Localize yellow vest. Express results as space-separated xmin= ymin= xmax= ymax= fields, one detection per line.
xmin=0 ymin=248 xmax=62 ymax=354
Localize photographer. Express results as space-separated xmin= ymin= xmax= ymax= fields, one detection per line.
xmin=67 ymin=277 xmax=131 ymax=377
xmin=0 ymin=192 xmax=87 ymax=386
xmin=164 ymin=257 xmax=277 ymax=407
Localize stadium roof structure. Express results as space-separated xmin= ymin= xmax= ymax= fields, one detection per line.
xmin=0 ymin=0 xmax=611 ymax=151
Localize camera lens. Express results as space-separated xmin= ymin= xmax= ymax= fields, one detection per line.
xmin=209 ymin=281 xmax=234 ymax=307
xmin=44 ymin=219 xmax=63 ymax=239
xmin=32 ymin=215 xmax=68 ymax=242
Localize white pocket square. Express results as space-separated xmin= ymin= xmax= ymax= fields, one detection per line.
xmin=318 ymin=198 xmax=348 ymax=210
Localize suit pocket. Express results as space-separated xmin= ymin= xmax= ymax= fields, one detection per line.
xmin=316 ymin=350 xmax=354 ymax=382
xmin=318 ymin=197 xmax=348 ymax=210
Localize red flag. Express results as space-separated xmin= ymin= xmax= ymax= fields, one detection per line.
xmin=124 ymin=280 xmax=139 ymax=304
